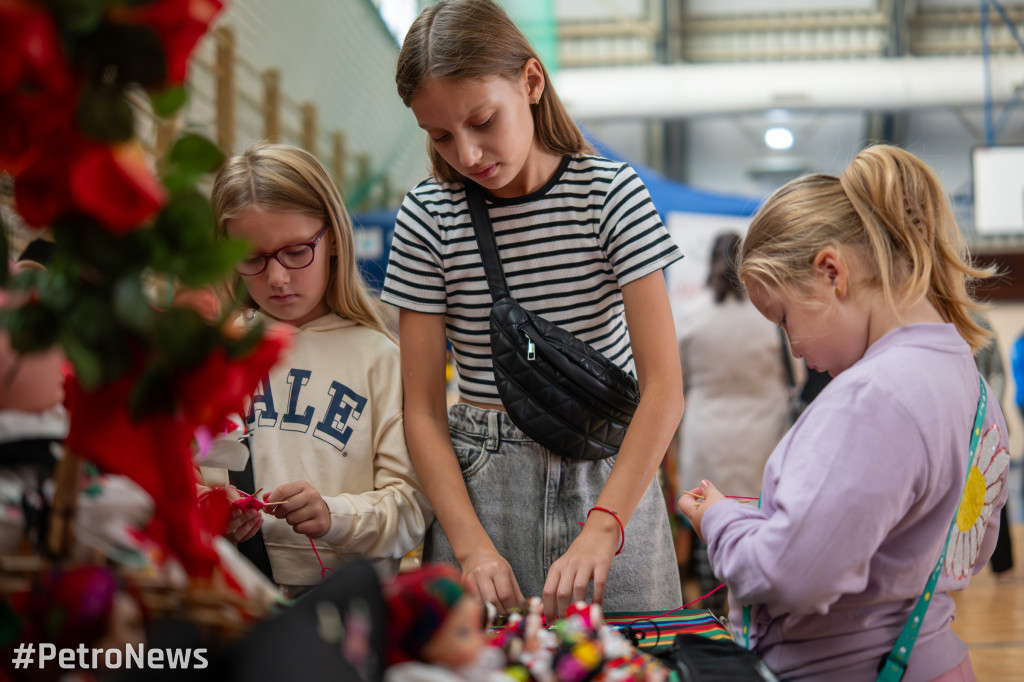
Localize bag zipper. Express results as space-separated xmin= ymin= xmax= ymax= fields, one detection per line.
xmin=523 ymin=330 xmax=536 ymax=360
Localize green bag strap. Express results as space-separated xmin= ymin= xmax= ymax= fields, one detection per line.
xmin=742 ymin=491 xmax=764 ymax=649
xmin=877 ymin=376 xmax=987 ymax=682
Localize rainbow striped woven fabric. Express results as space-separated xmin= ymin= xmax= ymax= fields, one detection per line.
xmin=603 ymin=609 xmax=733 ymax=651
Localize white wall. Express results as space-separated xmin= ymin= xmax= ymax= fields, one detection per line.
xmin=187 ymin=0 xmax=427 ymax=205
xmin=685 ymin=0 xmax=876 ymax=14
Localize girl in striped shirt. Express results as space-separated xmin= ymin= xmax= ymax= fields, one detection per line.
xmin=383 ymin=0 xmax=684 ymax=622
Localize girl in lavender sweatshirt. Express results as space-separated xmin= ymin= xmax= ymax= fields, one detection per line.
xmin=679 ymin=145 xmax=1010 ymax=682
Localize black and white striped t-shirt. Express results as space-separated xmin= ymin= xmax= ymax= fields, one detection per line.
xmin=381 ymin=155 xmax=683 ymax=405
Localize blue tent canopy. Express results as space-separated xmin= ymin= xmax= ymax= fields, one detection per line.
xmin=351 ymin=209 xmax=397 ymax=293
xmin=583 ymin=132 xmax=762 ymax=218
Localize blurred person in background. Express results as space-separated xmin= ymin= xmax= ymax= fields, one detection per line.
xmin=674 ymin=232 xmax=791 ymax=611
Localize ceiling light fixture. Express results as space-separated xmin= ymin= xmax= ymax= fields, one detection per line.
xmin=764 ymin=127 xmax=794 ymax=151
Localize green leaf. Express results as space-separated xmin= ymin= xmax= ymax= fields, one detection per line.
xmin=179 ymin=240 xmax=249 ymax=286
xmin=152 ymin=307 xmax=213 ymax=369
xmin=76 ymin=87 xmax=135 ymax=143
xmin=0 ymin=226 xmax=8 ymax=288
xmin=59 ymin=217 xmax=153 ymax=281
xmin=230 ymin=276 xmax=253 ymax=308
xmin=7 ymin=304 xmax=60 ymax=354
xmin=28 ymin=267 xmax=76 ymax=313
xmin=79 ymin=23 xmax=167 ymax=89
xmin=129 ymin=364 xmax=175 ymax=420
xmin=154 ymin=190 xmax=215 ymax=251
xmin=96 ymin=338 xmax=134 ymax=385
xmin=168 ymin=134 xmax=225 ymax=176
xmin=110 ymin=0 xmax=161 ymax=8
xmin=60 ymin=334 xmax=103 ymax=390
xmin=64 ymin=302 xmax=106 ymax=346
xmin=151 ymin=85 xmax=188 ymax=117
xmin=51 ymin=0 xmax=106 ymax=34
xmin=160 ymin=168 xmax=192 ymax=196
xmin=113 ymin=274 xmax=154 ymax=331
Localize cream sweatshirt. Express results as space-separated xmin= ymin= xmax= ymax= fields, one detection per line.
xmin=217 ymin=312 xmax=432 ymax=587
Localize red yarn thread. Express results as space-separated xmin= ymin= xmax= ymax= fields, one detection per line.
xmin=308 ymin=535 xmax=333 ymax=580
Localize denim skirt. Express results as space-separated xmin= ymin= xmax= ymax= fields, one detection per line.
xmin=423 ymin=402 xmax=682 ymax=612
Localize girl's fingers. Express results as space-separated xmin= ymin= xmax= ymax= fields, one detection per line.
xmin=475 ymin=578 xmax=503 ymax=615
xmin=267 ymin=482 xmax=318 ymax=518
xmin=590 ymin=564 xmax=609 ymax=607
xmin=284 ymin=502 xmax=317 ymax=526
xmin=542 ymin=568 xmax=572 ymax=622
xmin=491 ymin=572 xmax=525 ymax=614
xmin=226 ymin=510 xmax=262 ymax=542
xmin=677 ymin=486 xmax=704 ymax=516
xmin=293 ymin=518 xmax=325 ymax=537
xmin=572 ymin=570 xmax=591 ymax=609
xmin=512 ymin=580 xmax=527 ymax=612
xmin=283 ymin=495 xmax=330 ymax=537
xmin=556 ymin=571 xmax=574 ymax=621
xmin=236 ymin=515 xmax=262 ymax=541
xmin=270 ymin=492 xmax=307 ymax=518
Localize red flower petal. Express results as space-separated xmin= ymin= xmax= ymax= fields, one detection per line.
xmin=65 ymin=370 xmax=219 ymax=576
xmin=70 ymin=142 xmax=167 ymax=233
xmin=12 ymin=134 xmax=82 ymax=228
xmin=115 ymin=0 xmax=225 ymax=85
xmin=0 ymin=0 xmax=79 ymax=173
xmin=176 ymin=332 xmax=289 ymax=430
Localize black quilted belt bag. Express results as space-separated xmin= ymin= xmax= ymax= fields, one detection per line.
xmin=465 ymin=182 xmax=640 ymax=461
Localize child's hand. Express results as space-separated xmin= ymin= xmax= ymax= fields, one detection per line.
xmin=224 ymin=486 xmax=263 ymax=543
xmin=459 ymin=548 xmax=526 ymax=616
xmin=264 ymin=481 xmax=331 ymax=538
xmin=677 ymin=479 xmax=724 ymax=543
xmin=542 ymin=515 xmax=619 ymax=622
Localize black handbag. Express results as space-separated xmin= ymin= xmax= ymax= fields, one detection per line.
xmin=465 ymin=183 xmax=640 ymax=461
xmin=656 ymin=634 xmax=779 ymax=682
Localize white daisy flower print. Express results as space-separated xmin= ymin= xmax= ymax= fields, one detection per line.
xmin=944 ymin=425 xmax=1010 ymax=580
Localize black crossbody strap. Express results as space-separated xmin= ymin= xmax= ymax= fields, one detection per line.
xmin=465 ymin=183 xmax=510 ymax=302
xmin=228 ymin=437 xmax=275 ymax=582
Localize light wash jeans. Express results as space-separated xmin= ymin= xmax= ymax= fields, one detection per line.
xmin=423 ymin=402 xmax=682 ymax=612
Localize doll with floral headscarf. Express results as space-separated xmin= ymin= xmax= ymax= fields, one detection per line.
xmin=384 ymin=563 xmax=510 ymax=681
xmin=383 ymin=564 xmax=670 ymax=682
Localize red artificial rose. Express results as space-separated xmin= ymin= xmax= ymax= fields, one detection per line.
xmin=114 ymin=0 xmax=225 ymax=85
xmin=176 ymin=329 xmax=289 ymax=430
xmin=0 ymin=0 xmax=79 ymax=175
xmin=69 ymin=141 xmax=168 ymax=233
xmin=65 ymin=370 xmax=219 ymax=576
xmin=12 ymin=131 xmax=86 ymax=228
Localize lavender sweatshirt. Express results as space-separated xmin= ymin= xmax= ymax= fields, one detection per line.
xmin=703 ymin=323 xmax=1011 ymax=681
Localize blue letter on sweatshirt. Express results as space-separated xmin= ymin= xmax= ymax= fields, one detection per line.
xmin=247 ymin=375 xmax=279 ymax=427
xmin=313 ymin=382 xmax=367 ymax=453
xmin=281 ymin=369 xmax=314 ymax=432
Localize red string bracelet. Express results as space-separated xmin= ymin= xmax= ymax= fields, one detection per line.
xmin=577 ymin=506 xmax=624 ymax=555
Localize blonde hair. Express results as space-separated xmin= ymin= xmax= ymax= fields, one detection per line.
xmin=395 ymin=0 xmax=593 ymax=183
xmin=211 ymin=143 xmax=394 ymax=342
xmin=739 ymin=144 xmax=994 ymax=352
